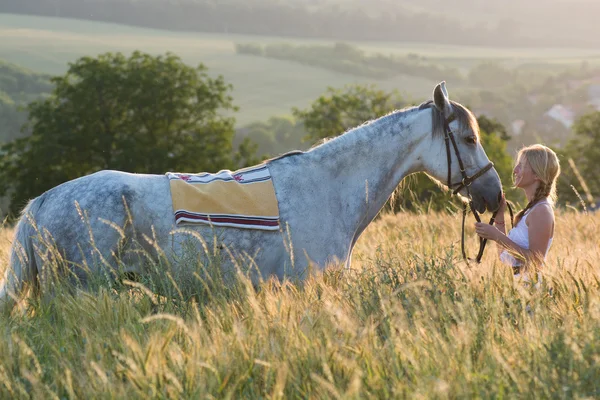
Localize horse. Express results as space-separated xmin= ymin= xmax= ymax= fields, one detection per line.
xmin=0 ymin=81 xmax=502 ymax=314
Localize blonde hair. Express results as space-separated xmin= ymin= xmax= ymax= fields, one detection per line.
xmin=513 ymin=144 xmax=561 ymax=225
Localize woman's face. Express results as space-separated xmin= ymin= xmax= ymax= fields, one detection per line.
xmin=513 ymin=156 xmax=538 ymax=188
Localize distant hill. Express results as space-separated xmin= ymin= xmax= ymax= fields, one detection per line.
xmin=0 ymin=14 xmax=442 ymax=126
xmin=1 ymin=13 xmax=600 ymax=154
xmin=1 ymin=0 xmax=598 ymax=48
xmin=2 ymin=13 xmax=600 ymax=131
xmin=0 ymin=59 xmax=52 ymax=142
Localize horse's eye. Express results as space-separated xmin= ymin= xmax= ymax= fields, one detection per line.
xmin=465 ymin=136 xmax=477 ymax=145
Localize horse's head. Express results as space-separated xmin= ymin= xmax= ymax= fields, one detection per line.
xmin=422 ymin=81 xmax=502 ymax=213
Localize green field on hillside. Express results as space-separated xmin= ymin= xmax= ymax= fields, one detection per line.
xmin=2 ymin=13 xmax=600 ymax=125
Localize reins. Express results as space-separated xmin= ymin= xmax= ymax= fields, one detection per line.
xmin=460 ymin=197 xmax=515 ymax=264
xmin=441 ymin=110 xmax=513 ymax=265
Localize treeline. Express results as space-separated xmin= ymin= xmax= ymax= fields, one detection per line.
xmin=0 ymin=0 xmax=582 ymax=48
xmin=0 ymin=51 xmax=598 ymax=216
xmin=235 ymin=42 xmax=464 ymax=82
xmin=3 ymin=50 xmax=599 ymax=158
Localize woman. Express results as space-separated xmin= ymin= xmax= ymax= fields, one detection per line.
xmin=475 ymin=144 xmax=561 ymax=283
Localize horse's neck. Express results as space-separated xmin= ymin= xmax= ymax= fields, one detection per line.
xmin=283 ymin=108 xmax=431 ymax=233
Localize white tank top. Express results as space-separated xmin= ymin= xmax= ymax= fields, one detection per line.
xmin=499 ymin=199 xmax=553 ymax=282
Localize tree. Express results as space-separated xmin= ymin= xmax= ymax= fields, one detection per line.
xmin=477 ymin=114 xmax=511 ymax=142
xmin=556 ymin=111 xmax=600 ymax=207
xmin=477 ymin=118 xmax=521 ymax=205
xmin=235 ymin=115 xmax=308 ymax=158
xmin=474 ymin=114 xmax=517 ymax=198
xmin=0 ymin=51 xmax=254 ymax=216
xmin=292 ymin=83 xmax=408 ymax=144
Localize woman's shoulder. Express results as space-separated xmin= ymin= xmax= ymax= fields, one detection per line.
xmin=526 ymin=201 xmax=554 ymax=225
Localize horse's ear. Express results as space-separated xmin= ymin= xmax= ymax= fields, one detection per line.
xmin=433 ymin=81 xmax=452 ymax=116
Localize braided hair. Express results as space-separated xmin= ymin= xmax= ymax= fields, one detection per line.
xmin=513 ymin=181 xmax=552 ymax=225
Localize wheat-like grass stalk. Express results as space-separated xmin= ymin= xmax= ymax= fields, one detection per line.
xmin=0 ymin=208 xmax=597 ymax=398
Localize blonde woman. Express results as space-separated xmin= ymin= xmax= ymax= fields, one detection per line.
xmin=475 ymin=144 xmax=561 ymax=283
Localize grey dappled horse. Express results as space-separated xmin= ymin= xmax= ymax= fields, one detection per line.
xmin=0 ymin=82 xmax=502 ymax=314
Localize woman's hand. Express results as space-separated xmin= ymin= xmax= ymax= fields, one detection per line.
xmin=498 ymin=193 xmax=507 ymax=213
xmin=495 ymin=193 xmax=507 ymax=220
xmin=474 ymin=222 xmax=503 ymax=241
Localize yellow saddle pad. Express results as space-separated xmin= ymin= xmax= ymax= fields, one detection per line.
xmin=166 ymin=164 xmax=280 ymax=230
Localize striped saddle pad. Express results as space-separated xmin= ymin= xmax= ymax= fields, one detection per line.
xmin=166 ymin=164 xmax=280 ymax=231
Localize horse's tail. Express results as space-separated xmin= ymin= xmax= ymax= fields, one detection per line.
xmin=0 ymin=195 xmax=45 ymax=316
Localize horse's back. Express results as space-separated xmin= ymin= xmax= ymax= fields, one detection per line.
xmin=33 ymin=169 xmax=169 ymax=227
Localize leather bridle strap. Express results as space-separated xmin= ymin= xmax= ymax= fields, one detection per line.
xmin=443 ymin=114 xmax=495 ymax=196
xmin=442 ymin=110 xmax=498 ymax=264
xmin=452 ymin=163 xmax=495 ymax=195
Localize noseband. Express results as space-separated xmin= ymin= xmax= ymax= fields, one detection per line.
xmin=442 ymin=111 xmax=497 ymax=264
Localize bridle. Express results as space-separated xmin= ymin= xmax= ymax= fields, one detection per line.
xmin=441 ymin=110 xmax=506 ymax=264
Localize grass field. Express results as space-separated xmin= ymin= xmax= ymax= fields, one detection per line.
xmin=0 ymin=205 xmax=598 ymax=398
xmin=3 ymin=13 xmax=600 ymax=126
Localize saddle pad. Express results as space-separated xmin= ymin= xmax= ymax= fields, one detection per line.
xmin=166 ymin=164 xmax=280 ymax=230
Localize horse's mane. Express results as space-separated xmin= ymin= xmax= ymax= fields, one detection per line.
xmin=264 ymin=149 xmax=306 ymax=163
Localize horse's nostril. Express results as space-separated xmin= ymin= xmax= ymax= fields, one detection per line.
xmin=497 ymin=191 xmax=503 ymax=203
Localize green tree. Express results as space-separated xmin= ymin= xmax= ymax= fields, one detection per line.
xmin=292 ymin=83 xmax=408 ymax=144
xmin=556 ymin=111 xmax=600 ymax=207
xmin=236 ymin=115 xmax=308 ymax=158
xmin=0 ymin=51 xmax=254 ymax=216
xmin=477 ymin=114 xmax=511 ymax=141
xmin=478 ymin=119 xmax=521 ymax=206
xmin=474 ymin=114 xmax=518 ymax=199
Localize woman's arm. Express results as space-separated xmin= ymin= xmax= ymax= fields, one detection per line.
xmin=524 ymin=204 xmax=554 ymax=264
xmin=487 ymin=195 xmax=508 ymax=258
xmin=475 ymin=204 xmax=554 ymax=266
xmin=494 ymin=220 xmax=507 ymax=258
xmin=491 ymin=229 xmax=530 ymax=264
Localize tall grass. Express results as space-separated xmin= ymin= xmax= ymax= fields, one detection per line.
xmin=0 ymin=208 xmax=598 ymax=399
